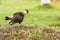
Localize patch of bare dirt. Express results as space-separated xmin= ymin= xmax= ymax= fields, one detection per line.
xmin=0 ymin=25 xmax=60 ymax=40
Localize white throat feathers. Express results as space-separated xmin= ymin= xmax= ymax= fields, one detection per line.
xmin=23 ymin=10 xmax=27 ymax=15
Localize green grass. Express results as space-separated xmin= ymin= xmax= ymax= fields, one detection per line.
xmin=0 ymin=0 xmax=60 ymax=27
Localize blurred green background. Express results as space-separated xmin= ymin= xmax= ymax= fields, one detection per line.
xmin=0 ymin=0 xmax=60 ymax=27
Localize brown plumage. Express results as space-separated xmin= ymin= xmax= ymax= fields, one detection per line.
xmin=5 ymin=9 xmax=29 ymax=25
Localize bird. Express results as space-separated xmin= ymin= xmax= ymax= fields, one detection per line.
xmin=5 ymin=9 xmax=29 ymax=25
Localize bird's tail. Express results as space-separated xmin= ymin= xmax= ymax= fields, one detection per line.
xmin=5 ymin=16 xmax=12 ymax=20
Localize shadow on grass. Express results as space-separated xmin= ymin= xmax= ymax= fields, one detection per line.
xmin=30 ymin=4 xmax=58 ymax=11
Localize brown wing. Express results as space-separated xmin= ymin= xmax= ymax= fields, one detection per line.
xmin=9 ymin=15 xmax=24 ymax=25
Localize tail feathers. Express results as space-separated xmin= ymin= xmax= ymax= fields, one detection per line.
xmin=5 ymin=16 xmax=11 ymax=20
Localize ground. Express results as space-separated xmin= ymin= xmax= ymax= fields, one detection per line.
xmin=0 ymin=25 xmax=60 ymax=40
